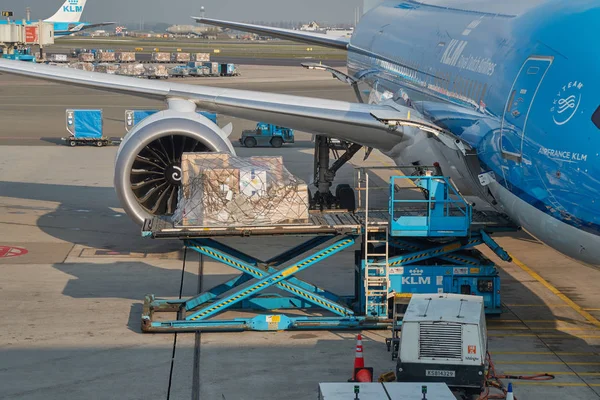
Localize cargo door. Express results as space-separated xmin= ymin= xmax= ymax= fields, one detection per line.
xmin=501 ymin=56 xmax=553 ymax=161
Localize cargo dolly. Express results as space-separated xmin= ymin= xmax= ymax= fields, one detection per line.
xmin=63 ymin=109 xmax=121 ymax=147
xmin=141 ymin=167 xmax=517 ymax=333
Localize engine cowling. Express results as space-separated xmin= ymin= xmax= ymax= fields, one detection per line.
xmin=114 ymin=109 xmax=235 ymax=225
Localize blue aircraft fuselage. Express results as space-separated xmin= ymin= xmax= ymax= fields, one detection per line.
xmin=50 ymin=21 xmax=93 ymax=36
xmin=348 ymin=0 xmax=600 ymax=264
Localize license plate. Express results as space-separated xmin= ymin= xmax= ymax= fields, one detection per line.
xmin=426 ymin=369 xmax=456 ymax=378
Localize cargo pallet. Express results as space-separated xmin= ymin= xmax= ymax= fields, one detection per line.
xmin=140 ymin=168 xmax=516 ymax=333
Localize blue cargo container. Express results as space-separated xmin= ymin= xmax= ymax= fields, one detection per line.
xmin=219 ymin=63 xmax=237 ymax=76
xmin=64 ymin=109 xmax=110 ymax=147
xmin=66 ymin=109 xmax=103 ymax=139
xmin=202 ymin=62 xmax=219 ymax=75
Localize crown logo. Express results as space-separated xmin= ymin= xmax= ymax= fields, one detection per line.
xmin=410 ymin=268 xmax=423 ymax=276
xmin=68 ymin=0 xmax=78 ymax=5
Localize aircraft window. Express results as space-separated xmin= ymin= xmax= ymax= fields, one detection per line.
xmin=592 ymin=106 xmax=600 ymax=130
xmin=527 ymin=66 xmax=540 ymax=75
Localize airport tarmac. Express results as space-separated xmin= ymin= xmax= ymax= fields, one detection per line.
xmin=1 ymin=65 xmax=600 ymax=399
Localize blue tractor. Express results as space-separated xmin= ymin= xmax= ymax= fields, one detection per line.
xmin=240 ymin=122 xmax=295 ymax=148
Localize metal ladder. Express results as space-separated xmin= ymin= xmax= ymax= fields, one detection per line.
xmin=362 ymin=171 xmax=390 ymax=316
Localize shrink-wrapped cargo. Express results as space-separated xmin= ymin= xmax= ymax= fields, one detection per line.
xmin=173 ymin=153 xmax=310 ymax=227
xmin=78 ymin=53 xmax=94 ymax=62
xmin=117 ymin=52 xmax=136 ymax=62
xmin=95 ymin=63 xmax=119 ymax=74
xmin=144 ymin=64 xmax=169 ymax=78
xmin=171 ymin=52 xmax=191 ymax=63
xmin=69 ymin=62 xmax=95 ymax=71
xmin=96 ymin=52 xmax=116 ymax=62
xmin=151 ymin=52 xmax=170 ymax=62
xmin=117 ymin=63 xmax=145 ymax=76
xmin=48 ymin=54 xmax=68 ymax=62
xmin=191 ymin=53 xmax=210 ymax=62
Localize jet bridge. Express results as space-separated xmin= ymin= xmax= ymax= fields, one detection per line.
xmin=0 ymin=20 xmax=54 ymax=61
xmin=141 ymin=166 xmax=516 ymax=333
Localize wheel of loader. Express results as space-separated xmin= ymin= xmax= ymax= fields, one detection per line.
xmin=244 ymin=137 xmax=257 ymax=148
xmin=336 ymin=184 xmax=356 ymax=211
xmin=270 ymin=137 xmax=283 ymax=148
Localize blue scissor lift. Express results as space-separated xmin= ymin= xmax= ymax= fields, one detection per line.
xmin=141 ymin=166 xmax=515 ymax=333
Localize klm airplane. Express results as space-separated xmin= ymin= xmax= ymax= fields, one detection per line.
xmin=0 ymin=0 xmax=115 ymax=37
xmin=0 ymin=0 xmax=598 ymax=266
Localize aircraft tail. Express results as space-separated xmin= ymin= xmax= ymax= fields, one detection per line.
xmin=45 ymin=0 xmax=87 ymax=23
xmin=363 ymin=0 xmax=385 ymax=14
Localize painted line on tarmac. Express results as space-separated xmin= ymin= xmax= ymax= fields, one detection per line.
xmin=504 ymin=303 xmax=570 ymax=307
xmin=494 ymin=351 xmax=600 ymax=356
xmin=489 ymin=333 xmax=600 ymax=338
xmin=510 ymin=254 xmax=600 ymax=329
xmin=490 ymin=320 xmax=559 ymax=323
xmin=511 ymin=382 xmax=600 ymax=387
xmin=488 ymin=326 xmax=600 ymax=331
xmin=502 ymin=371 xmax=600 ymax=377
xmin=495 ymin=361 xmax=600 ymax=365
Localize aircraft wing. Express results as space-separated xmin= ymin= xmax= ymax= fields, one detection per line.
xmin=192 ymin=17 xmax=349 ymax=50
xmin=0 ymin=59 xmax=465 ymax=153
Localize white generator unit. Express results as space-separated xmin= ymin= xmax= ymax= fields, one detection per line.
xmin=396 ymin=294 xmax=487 ymax=392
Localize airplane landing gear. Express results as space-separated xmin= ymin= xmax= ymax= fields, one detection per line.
xmin=311 ymin=135 xmax=362 ymax=211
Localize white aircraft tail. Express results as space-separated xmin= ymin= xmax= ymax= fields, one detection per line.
xmin=45 ymin=0 xmax=87 ymax=23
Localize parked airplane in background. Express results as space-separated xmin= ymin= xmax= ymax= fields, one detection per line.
xmin=0 ymin=0 xmax=115 ymax=37
xmin=46 ymin=0 xmax=114 ymax=37
xmin=0 ymin=0 xmax=598 ymax=266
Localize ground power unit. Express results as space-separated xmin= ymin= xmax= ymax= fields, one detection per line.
xmin=396 ymin=294 xmax=487 ymax=393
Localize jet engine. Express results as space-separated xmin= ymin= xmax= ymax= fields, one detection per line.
xmin=114 ymin=107 xmax=235 ymax=225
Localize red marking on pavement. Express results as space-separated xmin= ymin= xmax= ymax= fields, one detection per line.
xmin=0 ymin=246 xmax=28 ymax=258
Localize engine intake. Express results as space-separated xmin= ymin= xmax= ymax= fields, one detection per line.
xmin=114 ymin=110 xmax=235 ymax=225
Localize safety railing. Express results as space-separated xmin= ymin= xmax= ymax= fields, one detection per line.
xmin=389 ymin=175 xmax=472 ymax=237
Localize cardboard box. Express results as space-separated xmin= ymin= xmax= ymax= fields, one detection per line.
xmin=175 ymin=153 xmax=309 ymax=227
xmin=239 ymin=167 xmax=268 ymax=197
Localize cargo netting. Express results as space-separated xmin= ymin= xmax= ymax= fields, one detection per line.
xmin=172 ymin=153 xmax=310 ymax=227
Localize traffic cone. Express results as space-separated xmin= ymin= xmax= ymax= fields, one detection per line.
xmin=352 ymin=334 xmax=365 ymax=380
xmin=355 ymin=367 xmax=373 ymax=382
xmin=506 ymin=383 xmax=514 ymax=400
